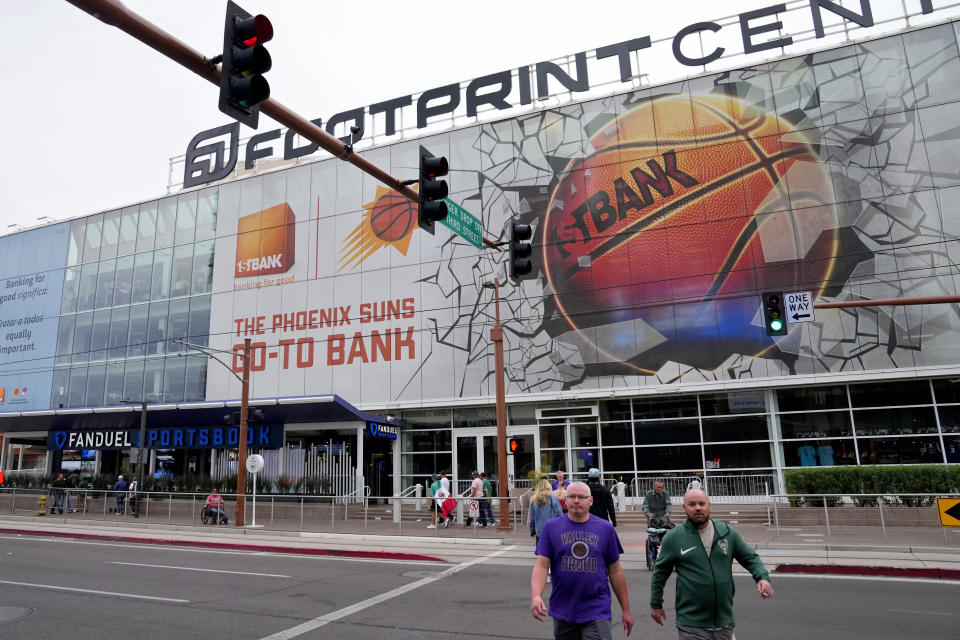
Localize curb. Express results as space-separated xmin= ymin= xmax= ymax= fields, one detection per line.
xmin=0 ymin=527 xmax=446 ymax=563
xmin=775 ymin=563 xmax=960 ymax=580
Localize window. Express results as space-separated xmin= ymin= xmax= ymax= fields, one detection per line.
xmin=108 ymin=307 xmax=130 ymax=360
xmin=151 ymin=248 xmax=172 ymax=300
xmin=94 ymin=259 xmax=115 ymax=309
xmin=113 ymin=255 xmax=134 ymax=307
xmin=171 ymin=244 xmax=193 ymax=297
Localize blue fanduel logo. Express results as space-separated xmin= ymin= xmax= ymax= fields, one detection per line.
xmin=47 ymin=425 xmax=282 ymax=451
xmin=366 ymin=421 xmax=398 ymax=440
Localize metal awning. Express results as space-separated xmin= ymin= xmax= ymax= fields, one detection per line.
xmin=0 ymin=394 xmax=398 ymax=433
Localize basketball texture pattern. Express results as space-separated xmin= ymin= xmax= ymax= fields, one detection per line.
xmin=369 ymin=192 xmax=416 ymax=242
xmin=542 ymin=94 xmax=838 ymax=370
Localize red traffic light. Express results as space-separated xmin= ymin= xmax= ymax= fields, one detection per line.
xmin=509 ymin=437 xmax=525 ymax=453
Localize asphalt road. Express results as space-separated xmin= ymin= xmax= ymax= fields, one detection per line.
xmin=0 ymin=534 xmax=957 ymax=640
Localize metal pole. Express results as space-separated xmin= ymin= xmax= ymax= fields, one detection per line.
xmin=490 ymin=279 xmax=511 ymax=532
xmin=236 ymin=338 xmax=251 ymax=527
xmin=877 ymin=498 xmax=887 ymax=544
xmin=823 ymin=497 xmax=831 ymax=540
xmin=136 ymin=401 xmax=147 ymax=491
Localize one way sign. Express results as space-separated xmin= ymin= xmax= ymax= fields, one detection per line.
xmin=785 ymin=291 xmax=815 ymax=324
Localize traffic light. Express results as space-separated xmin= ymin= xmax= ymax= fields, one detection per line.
xmin=418 ymin=146 xmax=449 ymax=234
xmin=218 ymin=1 xmax=273 ymax=128
xmin=509 ymin=437 xmax=526 ymax=453
xmin=763 ymin=291 xmax=787 ymax=336
xmin=509 ymin=222 xmax=533 ymax=281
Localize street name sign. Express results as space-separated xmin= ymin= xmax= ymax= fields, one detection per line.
xmin=440 ymin=200 xmax=483 ymax=249
xmin=785 ymin=291 xmax=815 ymax=324
xmin=938 ymin=497 xmax=960 ymax=527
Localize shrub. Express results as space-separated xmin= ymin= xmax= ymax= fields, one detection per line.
xmin=784 ymin=465 xmax=959 ymax=506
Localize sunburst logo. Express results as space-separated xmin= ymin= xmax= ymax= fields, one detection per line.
xmin=338 ymin=186 xmax=417 ymax=271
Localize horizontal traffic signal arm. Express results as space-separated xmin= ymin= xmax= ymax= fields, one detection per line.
xmin=65 ymin=0 xmax=417 ymax=202
xmin=814 ymin=295 xmax=960 ymax=308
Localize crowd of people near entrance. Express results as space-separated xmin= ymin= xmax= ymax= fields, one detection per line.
xmin=530 ymin=469 xmax=774 ymax=640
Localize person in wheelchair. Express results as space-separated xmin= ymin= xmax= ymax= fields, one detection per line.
xmin=202 ymin=488 xmax=228 ymax=525
xmin=645 ymin=514 xmax=675 ymax=570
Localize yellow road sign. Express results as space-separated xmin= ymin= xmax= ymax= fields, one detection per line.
xmin=937 ymin=497 xmax=960 ymax=527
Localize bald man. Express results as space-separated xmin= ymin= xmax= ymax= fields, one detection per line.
xmin=650 ymin=489 xmax=773 ymax=640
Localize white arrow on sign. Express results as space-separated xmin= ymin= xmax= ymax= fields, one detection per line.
xmin=785 ymin=291 xmax=815 ymax=324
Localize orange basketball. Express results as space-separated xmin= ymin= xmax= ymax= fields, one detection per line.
xmin=542 ymin=93 xmax=839 ymax=367
xmin=369 ymin=192 xmax=415 ymax=242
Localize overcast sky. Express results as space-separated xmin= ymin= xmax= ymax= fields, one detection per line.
xmin=4 ymin=0 xmax=957 ymax=236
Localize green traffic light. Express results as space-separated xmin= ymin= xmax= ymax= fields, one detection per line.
xmin=769 ymin=318 xmax=784 ymax=332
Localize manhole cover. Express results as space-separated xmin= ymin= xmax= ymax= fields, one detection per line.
xmin=0 ymin=607 xmax=32 ymax=623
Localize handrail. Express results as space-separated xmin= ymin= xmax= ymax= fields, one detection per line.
xmin=394 ymin=485 xmax=420 ymax=498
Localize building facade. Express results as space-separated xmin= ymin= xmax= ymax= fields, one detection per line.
xmin=2 ymin=12 xmax=960 ymax=496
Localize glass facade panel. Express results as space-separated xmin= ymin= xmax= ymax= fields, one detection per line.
xmin=151 ymin=247 xmax=172 ymax=301
xmin=51 ymin=368 xmax=69 ymax=409
xmin=634 ymin=419 xmax=700 ymax=445
xmin=195 ymin=188 xmax=217 ymax=242
xmin=61 ymin=266 xmax=80 ymax=314
xmin=167 ymin=298 xmax=190 ymax=353
xmin=402 ymin=430 xmax=452 ymax=451
xmin=162 ymin=356 xmax=186 ymax=402
xmin=600 ymin=447 xmax=634 ymax=473
xmin=108 ymin=307 xmax=130 ymax=360
xmin=55 ymin=314 xmax=74 ymax=366
xmin=850 ymin=380 xmax=932 ymax=407
xmin=700 ymin=391 xmax=765 ymax=416
xmin=636 ymin=445 xmax=703 ymax=471
xmin=77 ymin=262 xmax=98 ymax=312
xmin=66 ymin=220 xmax=84 ymax=266
xmin=105 ymin=361 xmax=125 ymax=405
xmin=540 ymin=449 xmax=568 ymax=473
xmin=85 ymin=363 xmax=105 ymax=407
xmin=783 ymin=439 xmax=856 ymax=467
xmin=142 ymin=358 xmax=164 ymax=402
xmin=938 ymin=406 xmax=960 ymax=433
xmin=539 ymin=423 xmax=566 ymax=449
xmin=123 ymin=358 xmax=144 ymax=402
xmin=146 ymin=301 xmax=168 ymax=356
xmin=100 ymin=211 xmax=120 ymax=260
xmin=117 ymin=207 xmax=139 ymax=256
xmin=67 ymin=366 xmax=87 ymax=407
xmin=183 ymin=355 xmax=207 ymax=402
xmin=933 ymin=378 xmax=960 ymax=404
xmin=188 ymin=295 xmax=211 ymax=345
xmin=89 ymin=309 xmax=111 ymax=362
xmin=600 ymin=422 xmax=632 ymax=446
xmin=127 ymin=303 xmax=149 ymax=357
xmin=777 ymin=385 xmax=849 ymax=412
xmin=571 ymin=423 xmax=598 ymax=447
xmin=94 ymin=259 xmax=115 ymax=309
xmin=136 ymin=202 xmax=157 ymax=253
xmin=174 ymin=192 xmax=197 ymax=246
xmin=853 ymin=406 xmax=938 ymax=435
xmin=191 ymin=240 xmax=214 ymax=295
xmin=703 ymin=442 xmax=771 ymax=469
xmin=701 ymin=416 xmax=768 ymax=442
xmin=155 ymin=198 xmax=176 ymax=249
xmin=633 ymin=395 xmax=698 ymax=419
xmin=72 ymin=312 xmax=92 ymax=363
xmin=171 ymin=244 xmax=193 ymax=297
xmin=113 ymin=255 xmax=133 ymax=307
xmin=779 ymin=411 xmax=852 ymax=439
xmin=82 ymin=214 xmax=102 ymax=263
xmin=856 ymin=436 xmax=943 ymax=464
xmin=131 ymin=251 xmax=153 ymax=304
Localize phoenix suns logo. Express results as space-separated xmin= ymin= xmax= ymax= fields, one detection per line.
xmin=339 ymin=186 xmax=418 ymax=271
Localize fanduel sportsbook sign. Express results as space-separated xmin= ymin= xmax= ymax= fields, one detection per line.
xmin=184 ymin=1 xmax=940 ymax=188
xmin=47 ymin=425 xmax=283 ymax=450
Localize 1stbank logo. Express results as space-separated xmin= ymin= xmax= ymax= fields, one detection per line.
xmin=236 ymin=203 xmax=297 ymax=278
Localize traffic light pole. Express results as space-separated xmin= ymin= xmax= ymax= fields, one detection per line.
xmin=483 ymin=279 xmax=512 ymax=532
xmin=236 ymin=338 xmax=251 ymax=528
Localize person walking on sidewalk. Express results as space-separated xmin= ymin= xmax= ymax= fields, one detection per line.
xmin=127 ymin=476 xmax=139 ymax=518
xmin=465 ymin=470 xmax=483 ymax=527
xmin=531 ymin=481 xmax=634 ymax=638
xmin=650 ymin=488 xmax=774 ymax=640
xmin=50 ymin=473 xmax=67 ymax=514
xmin=552 ymin=471 xmax=570 ymax=513
xmin=528 ymin=478 xmax=562 ymax=544
xmin=642 ymin=481 xmax=672 ymax=521
xmin=479 ymin=471 xmax=494 ymax=527
xmin=113 ymin=475 xmax=128 ymax=515
xmin=427 ymin=473 xmax=441 ymax=528
xmin=586 ymin=468 xmax=617 ymax=527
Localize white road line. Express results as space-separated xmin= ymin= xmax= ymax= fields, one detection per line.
xmin=0 ymin=579 xmax=189 ymax=603
xmin=889 ymin=608 xmax=955 ymax=616
xmin=259 ymin=545 xmax=517 ymax=640
xmin=106 ymin=561 xmax=291 ymax=578
xmin=774 ymin=573 xmax=960 ymax=586
xmin=0 ymin=535 xmax=453 ymax=566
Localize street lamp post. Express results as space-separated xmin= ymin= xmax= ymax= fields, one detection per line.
xmin=236 ymin=338 xmax=251 ymax=527
xmin=120 ymin=400 xmax=148 ymax=485
xmin=483 ymin=279 xmax=512 ymax=532
xmin=175 ymin=337 xmax=252 ymax=527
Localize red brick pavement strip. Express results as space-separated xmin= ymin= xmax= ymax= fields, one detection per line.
xmin=775 ymin=564 xmax=960 ymax=580
xmin=0 ymin=527 xmax=446 ymax=563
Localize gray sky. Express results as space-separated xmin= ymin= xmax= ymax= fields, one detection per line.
xmin=4 ymin=0 xmax=957 ymax=235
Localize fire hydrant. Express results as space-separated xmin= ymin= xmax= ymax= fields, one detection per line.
xmin=37 ymin=493 xmax=47 ymax=515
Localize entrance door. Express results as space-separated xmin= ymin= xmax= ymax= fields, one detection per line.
xmin=453 ymin=428 xmax=538 ymax=495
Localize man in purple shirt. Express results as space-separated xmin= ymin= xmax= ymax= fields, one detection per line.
xmin=531 ymin=481 xmax=634 ymax=639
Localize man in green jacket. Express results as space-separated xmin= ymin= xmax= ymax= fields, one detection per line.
xmin=650 ymin=489 xmax=773 ymax=639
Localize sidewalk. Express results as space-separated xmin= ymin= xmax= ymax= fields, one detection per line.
xmin=2 ymin=510 xmax=959 ymax=579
